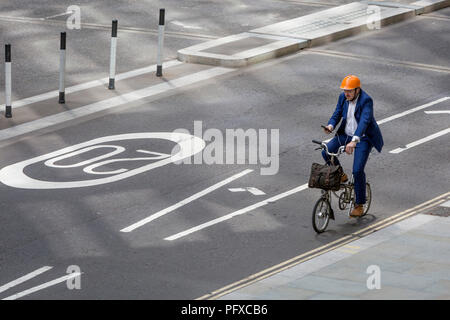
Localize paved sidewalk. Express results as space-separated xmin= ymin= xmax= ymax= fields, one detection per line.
xmin=219 ymin=202 xmax=450 ymax=300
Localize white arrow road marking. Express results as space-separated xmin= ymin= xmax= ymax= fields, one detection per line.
xmin=120 ymin=169 xmax=254 ymax=233
xmin=2 ymin=272 xmax=82 ymax=300
xmin=424 ymin=111 xmax=450 ymax=114
xmin=228 ymin=187 xmax=266 ymax=195
xmin=0 ymin=266 xmax=53 ymax=294
xmin=440 ymin=201 xmax=450 ymax=208
xmin=390 ymin=128 xmax=450 ymax=154
xmin=164 ymin=183 xmax=309 ymax=241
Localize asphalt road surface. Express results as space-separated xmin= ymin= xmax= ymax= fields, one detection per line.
xmin=0 ymin=1 xmax=449 ymax=299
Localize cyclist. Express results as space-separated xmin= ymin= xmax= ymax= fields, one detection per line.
xmin=323 ymin=75 xmax=384 ymax=217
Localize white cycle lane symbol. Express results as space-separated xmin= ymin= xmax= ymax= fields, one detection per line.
xmin=0 ymin=132 xmax=205 ymax=189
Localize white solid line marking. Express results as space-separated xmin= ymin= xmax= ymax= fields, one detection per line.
xmin=43 ymin=11 xmax=73 ymax=20
xmin=2 ymin=273 xmax=82 ymax=300
xmin=0 ymin=66 xmax=234 ymax=142
xmin=424 ymin=110 xmax=450 ymax=114
xmin=0 ymin=60 xmax=183 ymax=110
xmin=164 ymin=183 xmax=309 ymax=241
xmin=377 ymin=97 xmax=450 ymax=125
xmin=120 ymin=169 xmax=253 ymax=233
xmin=0 ymin=266 xmax=53 ymax=294
xmin=390 ymin=128 xmax=450 ymax=154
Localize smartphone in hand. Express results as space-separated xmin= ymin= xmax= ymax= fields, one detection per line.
xmin=321 ymin=125 xmax=332 ymax=133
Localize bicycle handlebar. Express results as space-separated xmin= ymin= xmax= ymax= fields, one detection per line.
xmin=312 ymin=139 xmax=345 ymax=157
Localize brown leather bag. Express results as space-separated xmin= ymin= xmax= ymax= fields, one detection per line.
xmin=308 ymin=163 xmax=343 ymax=191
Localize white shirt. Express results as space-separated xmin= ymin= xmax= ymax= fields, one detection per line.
xmin=345 ymin=98 xmax=359 ymax=142
xmin=328 ymin=95 xmax=360 ymax=143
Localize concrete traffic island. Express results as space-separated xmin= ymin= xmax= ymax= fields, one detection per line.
xmin=178 ymin=0 xmax=450 ymax=67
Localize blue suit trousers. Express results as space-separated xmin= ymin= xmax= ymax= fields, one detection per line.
xmin=321 ymin=135 xmax=373 ymax=204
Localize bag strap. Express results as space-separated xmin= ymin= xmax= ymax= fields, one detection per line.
xmin=325 ymin=166 xmax=330 ymax=185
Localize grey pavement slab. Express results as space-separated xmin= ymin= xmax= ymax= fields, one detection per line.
xmin=220 ymin=214 xmax=450 ymax=299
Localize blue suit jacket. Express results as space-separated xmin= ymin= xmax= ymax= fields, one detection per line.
xmin=328 ymin=89 xmax=384 ymax=152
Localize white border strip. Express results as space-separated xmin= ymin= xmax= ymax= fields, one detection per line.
xmin=0 ymin=60 xmax=183 ymax=110
xmin=0 ymin=66 xmax=234 ymax=142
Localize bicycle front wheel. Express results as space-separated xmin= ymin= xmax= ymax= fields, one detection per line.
xmin=348 ymin=182 xmax=372 ymax=217
xmin=312 ymin=197 xmax=331 ymax=233
xmin=363 ymin=183 xmax=372 ymax=215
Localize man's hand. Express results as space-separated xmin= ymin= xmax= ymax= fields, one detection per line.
xmin=323 ymin=125 xmax=333 ymax=134
xmin=345 ymin=141 xmax=357 ymax=154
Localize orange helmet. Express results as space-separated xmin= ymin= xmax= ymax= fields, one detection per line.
xmin=340 ymin=75 xmax=360 ymax=90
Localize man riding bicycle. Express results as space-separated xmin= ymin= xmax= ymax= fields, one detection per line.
xmin=323 ymin=75 xmax=384 ymax=217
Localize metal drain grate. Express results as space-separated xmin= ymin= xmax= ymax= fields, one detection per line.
xmin=283 ymin=7 xmax=384 ymax=36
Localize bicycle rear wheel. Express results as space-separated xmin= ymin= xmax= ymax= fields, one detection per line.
xmin=312 ymin=197 xmax=331 ymax=233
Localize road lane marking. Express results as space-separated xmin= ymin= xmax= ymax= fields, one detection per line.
xmin=389 ymin=128 xmax=450 ymax=154
xmin=307 ymin=49 xmax=450 ymax=73
xmin=164 ymin=183 xmax=309 ymax=241
xmin=2 ymin=272 xmax=82 ymax=300
xmin=42 ymin=11 xmax=73 ymax=20
xmin=424 ymin=110 xmax=450 ymax=114
xmin=377 ymin=96 xmax=450 ymax=125
xmin=120 ymin=169 xmax=254 ymax=233
xmin=0 ymin=60 xmax=182 ymax=110
xmin=228 ymin=187 xmax=266 ymax=195
xmin=0 ymin=66 xmax=234 ymax=142
xmin=0 ymin=266 xmax=53 ymax=294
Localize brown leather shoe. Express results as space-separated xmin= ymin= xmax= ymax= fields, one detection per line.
xmin=350 ymin=204 xmax=364 ymax=217
xmin=341 ymin=173 xmax=348 ymax=183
